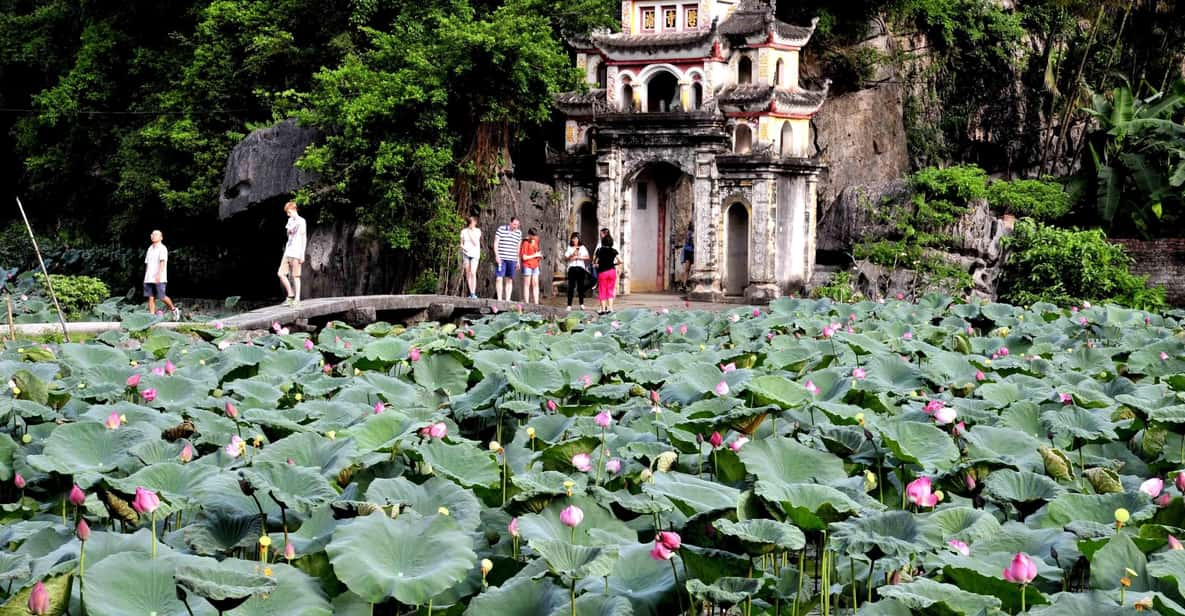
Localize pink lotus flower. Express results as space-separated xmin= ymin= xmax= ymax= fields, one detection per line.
xmin=27 ymin=580 xmax=49 ymax=615
xmin=1176 ymin=472 xmax=1185 ymax=493
xmin=896 ymin=293 xmax=905 ymax=300
xmin=1140 ymin=477 xmax=1164 ymax=498
xmin=427 ymin=422 xmax=448 ymax=439
xmin=213 ymin=320 xmax=224 ymax=330
xmin=322 ymin=363 xmax=333 ymax=375
xmin=611 ymin=320 xmax=622 ymax=329
xmin=650 ymin=390 xmax=660 ymax=404
xmin=1002 ymin=552 xmax=1037 ymax=584
xmin=650 ymin=541 xmax=675 ymax=560
xmin=720 ymin=362 xmax=736 ymax=373
xmin=1059 ymin=392 xmax=1072 ymax=405
xmin=180 ymin=443 xmax=194 ymax=463
xmin=934 ymin=406 xmax=957 ymax=426
xmin=225 ymin=435 xmax=245 ymax=458
xmin=225 ymin=402 xmax=238 ymax=419
xmin=679 ymin=325 xmax=688 ymax=335
xmin=975 ymin=370 xmax=985 ymax=381
xmin=752 ymin=308 xmax=760 ymax=317
xmin=105 ymin=412 xmax=122 ymax=430
xmin=1156 ymin=493 xmax=1171 ymax=507
xmin=77 ymin=518 xmax=90 ymax=542
xmin=1162 ymin=352 xmax=1171 ymax=361
xmin=69 ymin=484 xmax=85 ymax=506
xmin=714 ymin=380 xmax=730 ymax=396
xmin=852 ymin=367 xmax=866 ymax=380
xmin=729 ymin=436 xmax=749 ymax=452
xmin=581 ymin=374 xmax=593 ymax=387
xmin=152 ymin=367 xmax=165 ymax=376
xmin=508 ymin=517 xmax=520 ymax=537
xmin=1071 ymin=306 xmax=1078 ymax=313
xmin=906 ymin=476 xmax=939 ymax=507
xmin=1079 ymin=317 xmax=1089 ymax=326
xmin=572 ymin=453 xmax=593 ymax=472
xmin=408 ymin=347 xmax=421 ymax=362
xmin=953 ymin=421 xmax=967 ymax=436
xmin=605 ymin=458 xmax=622 ymax=474
xmin=560 ymin=505 xmax=584 ymax=528
xmin=141 ymin=388 xmax=157 ymax=402
xmin=709 ymin=431 xmax=723 ymax=448
xmin=998 ymin=347 xmax=1009 ymax=357
xmin=126 ymin=373 xmax=141 ymax=388
xmin=164 ymin=360 xmax=175 ymax=376
xmin=272 ymin=322 xmax=283 ymax=333
xmin=304 ymin=339 xmax=314 ymax=351
xmin=665 ymin=326 xmax=673 ymax=335
xmin=948 ymin=539 xmax=970 ymax=556
xmin=14 ymin=472 xmax=25 ymax=489
xmin=595 ymin=411 xmax=612 ymax=428
xmin=374 ymin=401 xmax=384 ymax=415
xmin=1169 ymin=535 xmax=1183 ymax=550
xmin=658 ymin=531 xmax=682 ymax=550
xmin=805 ymin=380 xmax=819 ymax=395
xmin=132 ymin=487 xmax=160 ymax=514
xmin=923 ymin=400 xmax=944 ymax=415
xmin=964 ymin=473 xmax=977 ymax=491
xmin=284 ymin=542 xmax=296 ymax=560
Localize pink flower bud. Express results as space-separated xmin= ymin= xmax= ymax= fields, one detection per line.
xmin=1156 ymin=493 xmax=1171 ymax=507
xmin=852 ymin=367 xmax=866 ymax=380
xmin=179 ymin=443 xmax=194 ymax=463
xmin=141 ymin=388 xmax=157 ymax=402
xmin=132 ymin=487 xmax=160 ymax=514
xmin=1161 ymin=352 xmax=1170 ymax=361
xmin=650 ymin=390 xmax=660 ymax=404
xmin=164 ymin=360 xmax=175 ymax=376
xmin=560 ymin=505 xmax=584 ymax=528
xmin=649 ymin=541 xmax=674 ymax=560
xmin=374 ymin=401 xmax=384 ymax=415
xmin=225 ymin=402 xmax=238 ymax=419
xmin=1002 ymin=552 xmax=1037 ymax=584
xmin=572 ymin=453 xmax=592 ymax=472
xmin=709 ymin=431 xmax=723 ymax=449
xmin=105 ymin=412 xmax=122 ymax=430
xmin=729 ymin=436 xmax=749 ymax=452
xmin=323 ymin=363 xmax=333 ymax=375
xmin=658 ymin=531 xmax=682 ymax=550
xmin=805 ymin=380 xmax=819 ymax=395
xmin=594 ymin=411 xmax=612 ymax=428
xmin=975 ymin=370 xmax=986 ymax=381
xmin=14 ymin=472 xmax=26 ymax=489
xmin=547 ymin=399 xmax=558 ymax=412
xmin=953 ymin=421 xmax=967 ymax=436
xmin=605 ymin=458 xmax=622 ymax=474
xmin=126 ymin=373 xmax=141 ymax=387
xmin=752 ymin=308 xmax=760 ymax=317
xmin=1169 ymin=535 xmax=1184 ymax=550
xmin=679 ymin=325 xmax=688 ymax=335
xmin=1140 ymin=477 xmax=1164 ymax=498
xmin=76 ymin=518 xmax=90 ymax=541
xmin=508 ymin=517 xmax=520 ymax=537
xmin=408 ymin=347 xmax=421 ymax=362
xmin=665 ymin=326 xmax=673 ymax=335
xmin=720 ymin=362 xmax=736 ymax=373
xmin=581 ymin=374 xmax=593 ymax=387
xmin=948 ymin=539 xmax=969 ymax=556
xmin=1059 ymin=392 xmax=1072 ymax=405
xmin=964 ymin=473 xmax=976 ymax=491
xmin=714 ymin=381 xmax=730 ymax=396
xmin=304 ymin=339 xmax=314 ymax=351
xmin=69 ymin=484 xmax=85 ymax=506
xmin=1175 ymin=472 xmax=1185 ymax=493
xmin=284 ymin=542 xmax=296 ymax=560
xmin=428 ymin=422 xmax=448 ymax=439
xmin=27 ymin=580 xmax=49 ymax=615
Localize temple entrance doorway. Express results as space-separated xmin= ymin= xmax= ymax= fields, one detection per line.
xmin=626 ymin=163 xmax=691 ymax=292
xmin=579 ymin=202 xmax=598 ymax=251
xmin=725 ymin=202 xmax=749 ymax=296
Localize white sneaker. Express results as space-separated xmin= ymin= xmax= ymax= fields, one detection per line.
xmin=580 ymin=305 xmax=587 ymax=310
xmin=171 ymin=308 xmax=181 ymax=321
xmin=566 ymin=306 xmax=572 ymax=312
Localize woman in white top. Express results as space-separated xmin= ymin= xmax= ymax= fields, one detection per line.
xmin=460 ymin=216 xmax=482 ymax=298
xmin=563 ymin=232 xmax=591 ymax=310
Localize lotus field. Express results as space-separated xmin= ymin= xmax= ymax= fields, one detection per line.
xmin=5 ymin=297 xmax=1185 ymax=615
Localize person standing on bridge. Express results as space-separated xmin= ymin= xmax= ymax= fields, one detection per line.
xmin=493 ymin=217 xmax=521 ymax=302
xmin=278 ymin=201 xmax=307 ymax=306
xmin=143 ymin=230 xmax=179 ymax=320
xmin=460 ymin=216 xmax=482 ymax=299
xmin=519 ymin=228 xmax=543 ymax=305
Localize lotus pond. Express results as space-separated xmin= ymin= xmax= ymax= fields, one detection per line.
xmin=3 ymin=297 xmax=1185 ymax=615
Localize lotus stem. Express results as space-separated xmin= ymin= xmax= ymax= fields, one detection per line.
xmin=851 ymin=556 xmax=857 ymax=609
xmin=1022 ymin=583 xmax=1027 ymax=613
xmin=79 ymin=542 xmax=85 ymax=578
xmin=570 ymin=577 xmax=577 ymax=616
xmin=794 ymin=549 xmax=804 ymax=616
xmin=62 ymin=498 xmax=67 ymax=525
xmin=151 ymin=510 xmax=157 ymax=559
xmin=501 ymin=453 xmax=508 ymax=506
xmin=596 ymin=427 xmax=606 ymax=485
xmin=668 ymin=554 xmax=686 ymax=616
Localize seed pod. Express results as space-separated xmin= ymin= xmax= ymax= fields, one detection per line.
xmin=1039 ymin=446 xmax=1074 ymax=481
xmin=1084 ymin=467 xmax=1124 ymax=494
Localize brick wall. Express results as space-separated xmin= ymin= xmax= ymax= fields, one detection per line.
xmin=1113 ymin=238 xmax=1185 ymax=306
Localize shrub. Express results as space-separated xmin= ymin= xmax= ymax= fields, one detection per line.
xmin=987 ymin=178 xmax=1072 ymax=221
xmin=811 ymin=271 xmax=861 ymax=302
xmin=909 ymin=164 xmax=988 ymax=228
xmin=999 ymin=219 xmax=1165 ymax=310
xmin=35 ymin=274 xmax=110 ymax=318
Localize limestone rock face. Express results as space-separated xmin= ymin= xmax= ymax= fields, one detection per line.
xmin=219 ymin=118 xmax=320 ymax=219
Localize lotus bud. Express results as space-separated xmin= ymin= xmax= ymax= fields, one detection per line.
xmin=1059 ymin=392 xmax=1072 ymax=405
xmin=408 ymin=347 xmax=421 ymax=362
xmin=14 ymin=472 xmax=26 ymax=489
xmin=546 ymin=399 xmax=558 ymax=412
xmin=805 ymin=380 xmax=819 ymax=395
xmin=132 ymin=487 xmax=160 ymax=514
xmin=679 ymin=325 xmax=687 ymax=335
xmin=948 ymin=539 xmax=969 ymax=556
xmin=655 ymin=451 xmax=678 ymax=472
xmin=304 ymin=339 xmax=314 ymax=351
xmin=374 ymin=401 xmax=384 ymax=415
xmin=650 ymin=390 xmax=660 ymax=404
xmin=852 ymin=367 xmax=866 ymax=380
xmin=1039 ymin=447 xmax=1074 ymax=481
xmin=76 ymin=518 xmax=90 ymax=542
xmin=714 ymin=380 xmax=730 ymax=396
xmin=1140 ymin=477 xmax=1164 ymax=498
xmin=27 ymin=580 xmax=49 ymax=615
xmin=1161 ymin=352 xmax=1170 ymax=361
xmin=127 ymin=373 xmax=141 ymax=388
xmin=605 ymin=457 xmax=623 ymax=475
xmin=1085 ymin=467 xmax=1123 ymax=494
xmin=1168 ymin=535 xmax=1183 ymax=550
xmin=141 ymin=388 xmax=157 ymax=402
xmin=427 ymin=422 xmax=447 ymax=439
xmin=975 ymin=370 xmax=985 ymax=381
xmin=902 ymin=331 xmax=912 ymax=340
xmin=1175 ymin=472 xmax=1185 ymax=493
xmin=709 ymin=432 xmax=723 ymax=449
xmin=657 ymin=531 xmax=681 ymax=550
xmin=571 ymin=453 xmax=592 ymax=472
xmin=560 ymin=505 xmax=584 ymax=528
xmin=104 ymin=412 xmax=121 ymax=430
xmin=729 ymin=436 xmax=748 ymax=452
xmin=508 ymin=517 xmax=520 ymax=537
xmin=1156 ymin=493 xmax=1171 ymax=507
xmin=595 ymin=411 xmax=612 ymax=428
xmin=1001 ymin=552 xmax=1037 ymax=584
xmin=179 ymin=443 xmax=193 ymax=463
xmin=164 ymin=360 xmax=176 ymax=376
xmin=225 ymin=402 xmax=238 ymax=419
xmin=964 ymin=473 xmax=977 ymax=492
xmin=69 ymin=484 xmax=85 ymax=507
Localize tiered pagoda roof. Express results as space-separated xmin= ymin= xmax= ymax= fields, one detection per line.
xmin=715 ymin=80 xmax=830 ymax=116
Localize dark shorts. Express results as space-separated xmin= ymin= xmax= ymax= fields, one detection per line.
xmin=682 ymin=250 xmax=694 ymax=264
xmin=495 ymin=259 xmax=517 ymax=278
xmin=143 ymin=282 xmax=168 ymax=299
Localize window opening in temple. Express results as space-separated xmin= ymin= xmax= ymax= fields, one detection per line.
xmin=738 ymin=56 xmax=753 ymax=84
xmin=780 ymin=122 xmax=794 ymax=157
xmin=691 ymin=81 xmax=703 ymax=110
xmin=775 ymin=58 xmax=785 ymax=86
xmin=735 ymin=124 xmax=753 ymax=153
xmin=647 ymin=71 xmax=679 ymax=112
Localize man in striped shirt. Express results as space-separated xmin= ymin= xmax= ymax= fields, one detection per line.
xmin=493 ymin=217 xmax=522 ymax=301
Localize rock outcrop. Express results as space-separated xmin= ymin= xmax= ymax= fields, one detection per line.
xmin=219 ymin=118 xmax=320 ymax=219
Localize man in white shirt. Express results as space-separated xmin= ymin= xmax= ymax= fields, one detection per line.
xmin=493 ymin=217 xmax=521 ymax=301
xmin=278 ymin=201 xmax=307 ymax=306
xmin=143 ymin=230 xmax=179 ymax=319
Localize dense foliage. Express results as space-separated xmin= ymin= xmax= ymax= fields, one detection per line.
xmin=987 ymin=177 xmax=1072 ymax=222
xmin=4 ymin=300 xmax=1185 ymax=614
xmin=34 ymin=274 xmax=109 ymax=319
xmin=999 ymin=219 xmax=1165 ymax=311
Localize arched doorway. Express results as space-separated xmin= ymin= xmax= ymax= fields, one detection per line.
xmin=595 ymin=62 xmax=608 ymax=89
xmin=774 ymin=58 xmax=785 ymax=86
xmin=647 ymin=71 xmax=679 ymax=112
xmin=690 ymin=82 xmax=703 ymax=110
xmin=579 ymin=202 xmax=598 ymax=251
xmin=725 ymin=203 xmax=750 ymax=296
xmin=780 ymin=122 xmax=795 ymax=157
xmin=735 ymin=125 xmax=753 ymax=154
xmin=738 ymin=56 xmax=753 ymax=84
xmin=627 ymin=163 xmax=691 ymax=292
xmin=622 ymin=80 xmax=635 ymax=111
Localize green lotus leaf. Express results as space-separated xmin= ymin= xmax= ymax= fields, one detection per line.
xmin=876 ymin=577 xmax=1002 ymax=615
xmin=258 ymin=349 xmax=320 ymax=378
xmin=512 ymin=471 xmax=590 ymax=502
xmin=983 ymin=470 xmax=1066 ymax=509
xmin=1041 ymin=407 xmax=1118 ymax=442
xmin=179 ymin=510 xmax=263 ymax=555
xmin=365 ymin=476 xmax=482 ymax=532
xmin=0 ymin=572 xmax=70 ymax=616
xmin=226 ymin=561 xmax=333 ymax=616
xmin=464 ymin=575 xmax=566 ymax=616
xmin=11 ymin=369 xmax=49 ymax=405
xmin=415 ymin=439 xmax=500 ymax=488
xmin=753 ymin=481 xmax=862 ymax=530
xmin=1089 ymin=532 xmax=1148 ymax=591
xmin=25 ymin=421 xmax=146 ymax=475
xmin=175 ymin=562 xmax=277 ymax=610
xmin=879 ymin=420 xmax=960 ymax=473
xmin=107 ymin=462 xmax=208 ymax=508
xmin=82 ymin=552 xmax=186 ymax=616
xmin=1027 ymin=591 xmax=1142 ymax=616
xmin=341 ymin=408 xmax=417 ymax=452
xmin=0 ymin=553 xmax=30 ymax=582
xmin=685 ymin=577 xmax=763 ymax=606
xmin=962 ymin=426 xmax=1044 ymax=473
xmin=1037 ymin=492 xmax=1155 ymax=529
xmin=743 ymin=375 xmax=811 ymax=409
xmin=575 ymin=542 xmax=674 ymax=616
xmin=413 ymin=351 xmax=469 ymax=395
xmin=713 ymin=518 xmax=805 ymax=553
xmin=861 ymin=354 xmax=925 ymax=392
xmin=642 ymin=471 xmax=740 ymax=516
xmin=240 ymin=462 xmax=337 ymax=513
xmin=934 ymin=551 xmax=1051 ymax=612
xmin=253 ymin=431 xmax=356 ymax=478
xmin=225 ymin=379 xmax=285 ymax=407
xmin=923 ymin=507 xmax=1001 ymax=545
xmin=58 ymin=343 xmax=128 ymax=372
xmin=0 ymin=432 xmax=17 ymax=481
xmin=326 ymin=511 xmax=476 ymax=605
xmin=550 ymin=593 xmax=635 ymax=616
xmin=517 ymin=495 xmax=637 ymax=546
xmin=506 ymin=361 xmax=565 ymax=396
xmin=532 ymin=539 xmax=618 ymax=579
xmin=738 ymin=435 xmax=848 ymax=485
xmin=830 ymin=510 xmax=938 ymax=564
xmin=1148 ymin=550 xmax=1185 ymax=598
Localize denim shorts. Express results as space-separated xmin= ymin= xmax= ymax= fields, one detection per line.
xmin=143 ymin=282 xmax=168 ymax=299
xmin=495 ymin=259 xmax=517 ymax=278
xmin=522 ymin=266 xmax=540 ymax=276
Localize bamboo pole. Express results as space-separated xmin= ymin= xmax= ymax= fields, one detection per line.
xmin=15 ymin=197 xmax=70 ymax=341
